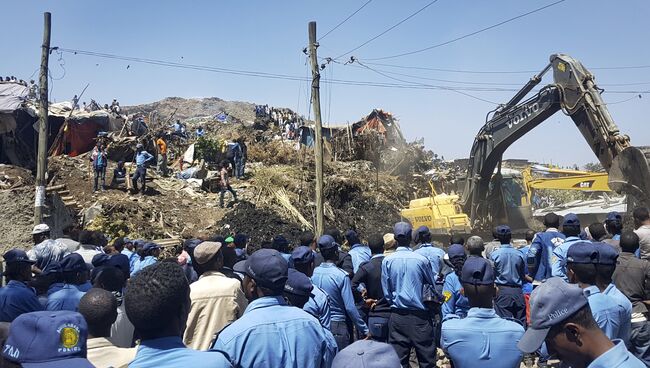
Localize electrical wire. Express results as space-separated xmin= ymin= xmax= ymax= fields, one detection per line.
xmin=333 ymin=0 xmax=441 ymax=60
xmin=362 ymin=61 xmax=650 ymax=74
xmin=363 ymin=0 xmax=566 ymax=61
xmin=606 ymin=94 xmax=642 ymax=105
xmin=318 ymin=0 xmax=374 ymax=41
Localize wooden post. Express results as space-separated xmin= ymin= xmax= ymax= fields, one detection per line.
xmin=308 ymin=21 xmax=324 ymax=237
xmin=34 ymin=12 xmax=51 ymax=225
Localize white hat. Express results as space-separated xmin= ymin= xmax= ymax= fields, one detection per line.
xmin=31 ymin=224 xmax=50 ymax=235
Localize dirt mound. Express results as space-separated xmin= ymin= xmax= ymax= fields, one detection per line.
xmin=123 ymin=97 xmax=256 ymax=124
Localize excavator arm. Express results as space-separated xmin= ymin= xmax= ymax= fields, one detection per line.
xmin=460 ymin=53 xmax=650 ymax=229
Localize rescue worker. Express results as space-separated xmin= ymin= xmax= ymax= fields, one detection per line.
xmin=441 ymin=256 xmax=525 ymax=368
xmin=312 ymin=235 xmax=369 ymax=350
xmin=566 ymin=241 xmax=627 ymax=341
xmin=212 ymin=249 xmax=337 ymax=368
xmin=381 ymin=222 xmax=438 ymax=367
xmin=441 ymin=244 xmax=470 ymax=320
xmin=0 ymin=249 xmax=43 ymax=322
xmin=155 ymin=134 xmax=168 ymax=176
xmin=291 ymin=246 xmax=332 ymax=329
xmin=346 ymin=230 xmax=370 ymax=273
xmin=46 ymin=254 xmax=88 ymax=311
xmin=527 ymin=212 xmax=565 ymax=281
xmin=518 ymin=277 xmax=645 ymax=368
xmin=490 ymin=225 xmax=527 ymax=327
xmin=125 ymin=262 xmax=232 ymax=367
xmin=132 ymin=143 xmax=154 ymax=195
xmin=551 ymin=213 xmax=582 ymax=281
xmin=219 ymin=160 xmax=237 ymax=208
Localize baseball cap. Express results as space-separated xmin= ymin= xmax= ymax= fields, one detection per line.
xmin=291 ymin=246 xmax=314 ymax=265
xmin=593 ymin=242 xmax=618 ymax=265
xmin=517 ymin=277 xmax=589 ymax=353
xmin=233 ymin=234 xmax=247 ymax=247
xmin=272 ymin=235 xmax=288 ymax=249
xmin=41 ymin=262 xmax=62 ymax=277
xmin=31 ymin=224 xmax=50 ymax=235
xmin=414 ymin=226 xmax=430 ymax=243
xmin=332 ymin=340 xmax=400 ymax=368
xmin=225 ymin=236 xmax=234 ymax=244
xmin=317 ymin=235 xmax=338 ymax=250
xmin=284 ymin=268 xmax=313 ymax=297
xmin=345 ymin=230 xmax=360 ymax=244
xmin=447 ymin=244 xmax=466 ymax=259
xmin=393 ymin=222 xmax=412 ymax=239
xmin=91 ymin=253 xmax=110 ymax=268
xmin=59 ymin=254 xmax=88 ymax=273
xmin=243 ymin=249 xmax=288 ymax=290
xmin=106 ymin=254 xmax=130 ymax=276
xmin=460 ymin=256 xmax=494 ymax=285
xmin=563 ymin=213 xmax=580 ymax=227
xmin=495 ymin=225 xmax=511 ymax=237
xmin=606 ymin=211 xmax=622 ymax=222
xmin=233 ymin=260 xmax=247 ymax=273
xmin=2 ymin=311 xmax=94 ymax=367
xmin=3 ymin=249 xmax=35 ymax=264
xmin=193 ymin=241 xmax=223 ymax=265
xmin=142 ymin=242 xmax=160 ymax=252
xmin=566 ymin=241 xmax=599 ymax=264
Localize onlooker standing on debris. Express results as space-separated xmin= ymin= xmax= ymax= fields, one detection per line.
xmin=291 ymin=246 xmax=332 ymax=329
xmin=527 ymin=212 xmax=566 ymax=281
xmin=111 ymin=160 xmax=127 ymax=188
xmin=381 ymin=222 xmax=438 ymax=367
xmin=346 ymin=230 xmax=370 ymax=274
xmin=312 ymin=234 xmax=369 ymax=350
xmin=552 ymin=213 xmax=583 ymax=281
xmin=79 ymin=288 xmax=136 ymax=368
xmin=613 ymin=231 xmax=650 ymax=364
xmin=219 ymin=160 xmax=237 ymax=208
xmin=634 ymin=207 xmax=650 ymax=260
xmin=233 ymin=139 xmax=244 ymax=180
xmin=0 ymin=249 xmax=43 ymax=322
xmin=237 ymin=138 xmax=247 ymax=179
xmin=442 ymin=256 xmax=525 ymax=368
xmin=212 ymin=249 xmax=337 ymax=368
xmin=156 ymin=134 xmax=168 ymax=176
xmin=490 ymin=225 xmax=527 ymax=327
xmin=132 ymin=143 xmax=154 ymax=195
xmin=351 ymin=234 xmax=391 ymax=342
xmin=125 ymin=262 xmax=232 ymax=367
xmin=184 ymin=241 xmax=247 ymax=351
xmin=441 ymin=244 xmax=470 ymax=320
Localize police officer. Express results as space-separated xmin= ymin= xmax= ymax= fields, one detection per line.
xmin=566 ymin=241 xmax=627 ymax=341
xmin=441 ymin=256 xmax=525 ymax=368
xmin=213 ymin=249 xmax=337 ymax=367
xmin=312 ymin=235 xmax=369 ymax=350
xmin=381 ymin=222 xmax=438 ymax=367
xmin=490 ymin=225 xmax=527 ymax=327
xmin=46 ymin=253 xmax=87 ymax=311
xmin=527 ymin=213 xmax=565 ymax=281
xmin=284 ymin=268 xmax=313 ymax=308
xmin=290 ymin=246 xmax=332 ymax=329
xmin=0 ymin=249 xmax=43 ymax=322
xmin=441 ymin=244 xmax=470 ymax=320
xmin=551 ymin=213 xmax=582 ymax=281
xmin=413 ymin=226 xmax=445 ymax=281
xmin=345 ymin=230 xmax=370 ymax=274
xmin=313 ymin=228 xmax=354 ymax=277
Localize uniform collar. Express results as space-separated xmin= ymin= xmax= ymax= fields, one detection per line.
xmin=396 ymin=246 xmax=412 ymax=252
xmin=584 ymin=285 xmax=602 ymax=296
xmin=565 ymin=236 xmax=581 ymax=242
xmin=466 ymin=307 xmax=498 ymax=318
xmin=140 ymin=336 xmax=185 ymax=350
xmin=199 ymin=270 xmax=227 ymax=279
xmin=319 ymin=262 xmax=337 ymax=268
xmin=245 ymin=295 xmax=286 ymax=314
xmin=545 ymin=228 xmax=559 ymax=232
xmin=588 ymin=339 xmax=631 ymax=368
xmin=371 ymin=254 xmax=384 ymax=260
xmin=6 ymin=280 xmax=29 ymax=288
xmin=87 ymin=337 xmax=115 ymax=349
xmin=419 ymin=243 xmax=432 ymax=248
xmin=350 ymin=244 xmax=365 ymax=249
xmin=499 ymin=243 xmax=513 ymax=248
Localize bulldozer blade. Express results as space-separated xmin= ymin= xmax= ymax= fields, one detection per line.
xmin=609 ymin=146 xmax=650 ymax=207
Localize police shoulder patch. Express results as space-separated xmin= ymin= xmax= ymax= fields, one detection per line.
xmin=442 ymin=290 xmax=452 ymax=303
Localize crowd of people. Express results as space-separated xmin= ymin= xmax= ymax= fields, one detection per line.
xmin=1 ymin=207 xmax=649 ymax=367
xmin=255 ymin=104 xmax=303 ymax=141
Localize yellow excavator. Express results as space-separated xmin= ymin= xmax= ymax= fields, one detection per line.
xmin=401 ymin=53 xmax=650 ymax=235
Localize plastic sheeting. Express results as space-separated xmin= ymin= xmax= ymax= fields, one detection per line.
xmin=0 ymin=82 xmax=28 ymax=113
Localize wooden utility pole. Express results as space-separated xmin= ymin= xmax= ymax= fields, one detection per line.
xmin=308 ymin=21 xmax=324 ymax=236
xmin=34 ymin=12 xmax=51 ymax=225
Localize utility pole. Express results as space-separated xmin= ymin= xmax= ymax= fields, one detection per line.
xmin=34 ymin=12 xmax=51 ymax=225
xmin=308 ymin=21 xmax=324 ymax=236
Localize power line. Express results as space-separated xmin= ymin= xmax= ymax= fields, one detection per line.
xmin=318 ymin=0 xmax=374 ymax=41
xmin=607 ymin=94 xmax=642 ymax=105
xmin=333 ymin=0 xmax=441 ymax=60
xmin=364 ymin=0 xmax=566 ymax=61
xmin=364 ymin=61 xmax=650 ymax=74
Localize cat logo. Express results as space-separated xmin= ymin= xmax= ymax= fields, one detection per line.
xmin=443 ymin=290 xmax=452 ymax=303
xmin=60 ymin=326 xmax=79 ymax=349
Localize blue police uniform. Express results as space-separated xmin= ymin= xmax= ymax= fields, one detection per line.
xmin=303 ymin=284 xmax=332 ymax=329
xmin=312 ymin=262 xmax=368 ymax=349
xmin=45 ymin=283 xmax=85 ymax=311
xmin=76 ymin=281 xmax=92 ymax=292
xmin=414 ymin=243 xmax=446 ymax=279
xmin=551 ymin=236 xmax=581 ymax=281
xmin=348 ymin=244 xmax=371 ymax=274
xmin=588 ymin=339 xmax=645 ymax=368
xmin=130 ymin=336 xmax=232 ymax=368
xmin=605 ymin=283 xmax=632 ymax=345
xmin=442 ymin=272 xmax=469 ymax=320
xmin=212 ymin=296 xmax=337 ymax=368
xmin=518 ymin=246 xmax=533 ymax=295
xmin=131 ymin=256 xmax=157 ymax=276
xmin=0 ymin=280 xmax=44 ymax=322
xmin=121 ymin=248 xmax=133 ymax=259
xmin=585 ymin=285 xmax=627 ymax=341
xmin=526 ymin=229 xmax=565 ymax=281
xmin=490 ymin=243 xmax=527 ymax=327
xmin=441 ymin=307 xmax=525 ymax=368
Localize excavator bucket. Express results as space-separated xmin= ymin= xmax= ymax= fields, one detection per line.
xmin=609 ymin=146 xmax=650 ymax=207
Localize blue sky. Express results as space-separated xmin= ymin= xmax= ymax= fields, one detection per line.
xmin=2 ymin=0 xmax=649 ymax=166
